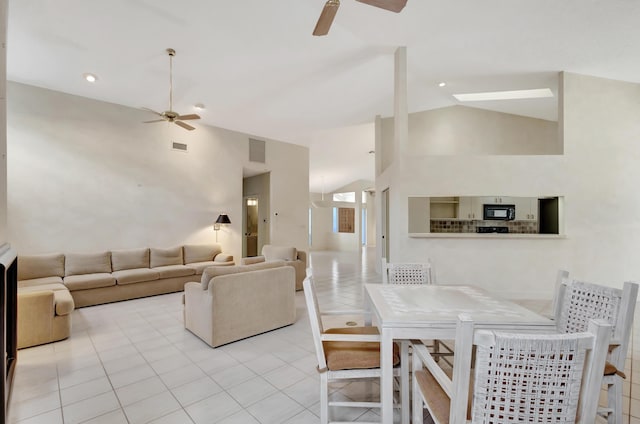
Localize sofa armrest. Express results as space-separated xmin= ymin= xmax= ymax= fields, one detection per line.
xmin=240 ymin=256 xmax=265 ymax=266
xmin=296 ymin=251 xmax=307 ymax=265
xmin=17 ymin=291 xmax=55 ymax=349
xmin=214 ymin=253 xmax=234 ymax=264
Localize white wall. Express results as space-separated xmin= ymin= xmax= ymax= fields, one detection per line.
xmin=0 ymin=0 xmax=6 ymax=244
xmin=378 ymin=72 xmax=640 ymax=298
xmin=7 ymin=82 xmax=308 ymax=260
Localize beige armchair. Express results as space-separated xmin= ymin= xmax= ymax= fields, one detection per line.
xmin=241 ymin=245 xmax=306 ymax=290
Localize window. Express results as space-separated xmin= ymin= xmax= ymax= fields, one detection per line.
xmin=333 ymin=192 xmax=355 ymax=202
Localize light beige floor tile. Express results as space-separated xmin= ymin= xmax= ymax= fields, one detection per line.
xmin=246 ymin=392 xmax=304 ymax=424
xmin=210 ymin=363 xmax=257 ymax=389
xmin=10 ymin=390 xmax=60 ymax=422
xmin=217 ymin=410 xmax=261 ymax=424
xmin=107 ymin=363 xmax=156 ymax=388
xmin=184 ymin=391 xmax=243 ymax=424
xmin=60 ymin=376 xmax=112 ymax=406
xmin=170 ymin=376 xmax=223 ymax=407
xmin=226 ymin=376 xmax=279 ymax=408
xmin=262 ymin=364 xmax=307 ymax=390
xmin=115 ymin=376 xmax=168 ymax=406
xmin=147 ymin=409 xmax=195 ymax=424
xmin=61 ymin=391 xmax=120 ymax=424
xmin=12 ymin=408 xmax=62 ymax=424
xmin=79 ymin=409 xmax=129 ymax=424
xmin=123 ymin=391 xmax=182 ymax=424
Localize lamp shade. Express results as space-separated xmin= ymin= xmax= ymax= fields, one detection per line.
xmin=215 ymin=214 xmax=231 ymax=224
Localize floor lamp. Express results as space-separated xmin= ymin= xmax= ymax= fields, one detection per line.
xmin=214 ymin=214 xmax=231 ymax=242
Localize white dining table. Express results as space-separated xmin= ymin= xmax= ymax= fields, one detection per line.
xmin=364 ymin=283 xmax=556 ymax=424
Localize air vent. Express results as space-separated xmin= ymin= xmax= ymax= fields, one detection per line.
xmin=249 ymin=138 xmax=265 ymax=163
xmin=172 ymin=142 xmax=188 ymax=152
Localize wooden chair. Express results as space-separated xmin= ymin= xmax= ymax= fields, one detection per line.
xmin=412 ymin=314 xmax=612 ymax=424
xmin=303 ymin=275 xmax=408 ymax=424
xmin=553 ymin=279 xmax=638 ymax=424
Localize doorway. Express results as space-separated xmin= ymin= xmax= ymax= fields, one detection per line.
xmin=244 ymin=197 xmax=259 ymax=257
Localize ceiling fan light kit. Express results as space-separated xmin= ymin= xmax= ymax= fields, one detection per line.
xmin=313 ymin=0 xmax=407 ymax=36
xmin=142 ymin=48 xmax=200 ymax=131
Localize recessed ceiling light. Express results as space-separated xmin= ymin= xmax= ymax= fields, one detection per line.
xmin=453 ymin=88 xmax=554 ymax=102
xmin=83 ymin=73 xmax=98 ymax=83
xmin=194 ymin=103 xmax=205 ymax=111
xmin=438 ymin=82 xmax=446 ymax=87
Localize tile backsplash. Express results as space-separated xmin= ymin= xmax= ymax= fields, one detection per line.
xmin=430 ymin=219 xmax=538 ymax=234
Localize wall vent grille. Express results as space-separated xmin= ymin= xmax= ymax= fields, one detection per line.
xmin=172 ymin=142 xmax=188 ymax=152
xmin=249 ymin=138 xmax=266 ymax=163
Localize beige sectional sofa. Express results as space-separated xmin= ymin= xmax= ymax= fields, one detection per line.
xmin=184 ymin=260 xmax=296 ymax=347
xmin=17 ymin=244 xmax=233 ymax=348
xmin=240 ymin=245 xmax=306 ymax=290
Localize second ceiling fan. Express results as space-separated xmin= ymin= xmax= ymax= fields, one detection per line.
xmin=143 ymin=48 xmax=200 ymax=131
xmin=313 ymin=0 xmax=408 ymax=36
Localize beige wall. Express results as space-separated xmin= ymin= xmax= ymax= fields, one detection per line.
xmin=377 ymin=72 xmax=640 ymax=298
xmin=7 ymin=82 xmax=309 ymax=260
xmin=381 ymin=105 xmax=559 ymax=156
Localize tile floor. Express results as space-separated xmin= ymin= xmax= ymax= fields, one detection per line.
xmin=8 ymin=249 xmax=640 ymax=423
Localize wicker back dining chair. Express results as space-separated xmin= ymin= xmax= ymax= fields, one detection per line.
xmin=381 ymin=257 xmax=433 ymax=284
xmin=554 ymin=279 xmax=638 ymax=424
xmin=303 ymin=275 xmax=408 ymax=424
xmin=412 ymin=314 xmax=612 ymax=424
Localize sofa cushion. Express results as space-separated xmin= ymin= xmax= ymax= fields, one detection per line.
xmin=262 ymin=245 xmax=297 ymax=262
xmin=64 ymin=273 xmax=116 ymax=291
xmin=112 ymin=268 xmax=160 ymax=285
xmin=18 ymin=276 xmax=64 ymax=288
xmin=150 ymin=247 xmax=183 ymax=268
xmin=200 ymin=260 xmax=286 ymax=290
xmin=111 ymin=248 xmax=150 ymax=271
xmin=154 ymin=265 xmax=196 ymax=279
xmin=53 ymin=290 xmax=75 ymax=316
xmin=65 ymin=252 xmax=112 ymax=276
xmin=183 ymin=244 xmax=222 ymax=264
xmin=18 ymin=253 xmax=65 ymax=280
xmin=18 ymin=283 xmax=69 ymax=293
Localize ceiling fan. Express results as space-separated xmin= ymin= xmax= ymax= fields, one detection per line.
xmin=313 ymin=0 xmax=408 ymax=36
xmin=143 ymin=48 xmax=200 ymax=131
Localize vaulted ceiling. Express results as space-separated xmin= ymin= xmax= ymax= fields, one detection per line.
xmin=7 ymin=0 xmax=640 ymax=192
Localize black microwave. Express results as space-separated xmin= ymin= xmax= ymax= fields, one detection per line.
xmin=483 ymin=204 xmax=515 ymax=221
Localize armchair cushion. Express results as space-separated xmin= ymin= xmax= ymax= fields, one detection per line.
xmin=200 ymin=260 xmax=286 ymax=290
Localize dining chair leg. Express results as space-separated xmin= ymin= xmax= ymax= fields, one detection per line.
xmin=412 ymin=343 xmax=424 ymax=424
xmin=400 ymin=341 xmax=410 ymax=424
xmin=607 ymin=378 xmax=622 ymax=424
xmin=320 ymin=373 xmax=329 ymax=424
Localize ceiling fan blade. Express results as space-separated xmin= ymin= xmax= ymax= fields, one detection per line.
xmin=141 ymin=107 xmax=163 ymax=116
xmin=356 ymin=0 xmax=407 ymax=13
xmin=177 ymin=114 xmax=200 ymax=121
xmin=313 ymin=0 xmax=340 ymax=36
xmin=175 ymin=121 xmax=195 ymax=131
xmin=143 ymin=119 xmax=166 ymax=123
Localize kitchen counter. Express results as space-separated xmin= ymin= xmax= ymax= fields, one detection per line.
xmin=409 ymin=232 xmax=566 ymax=239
